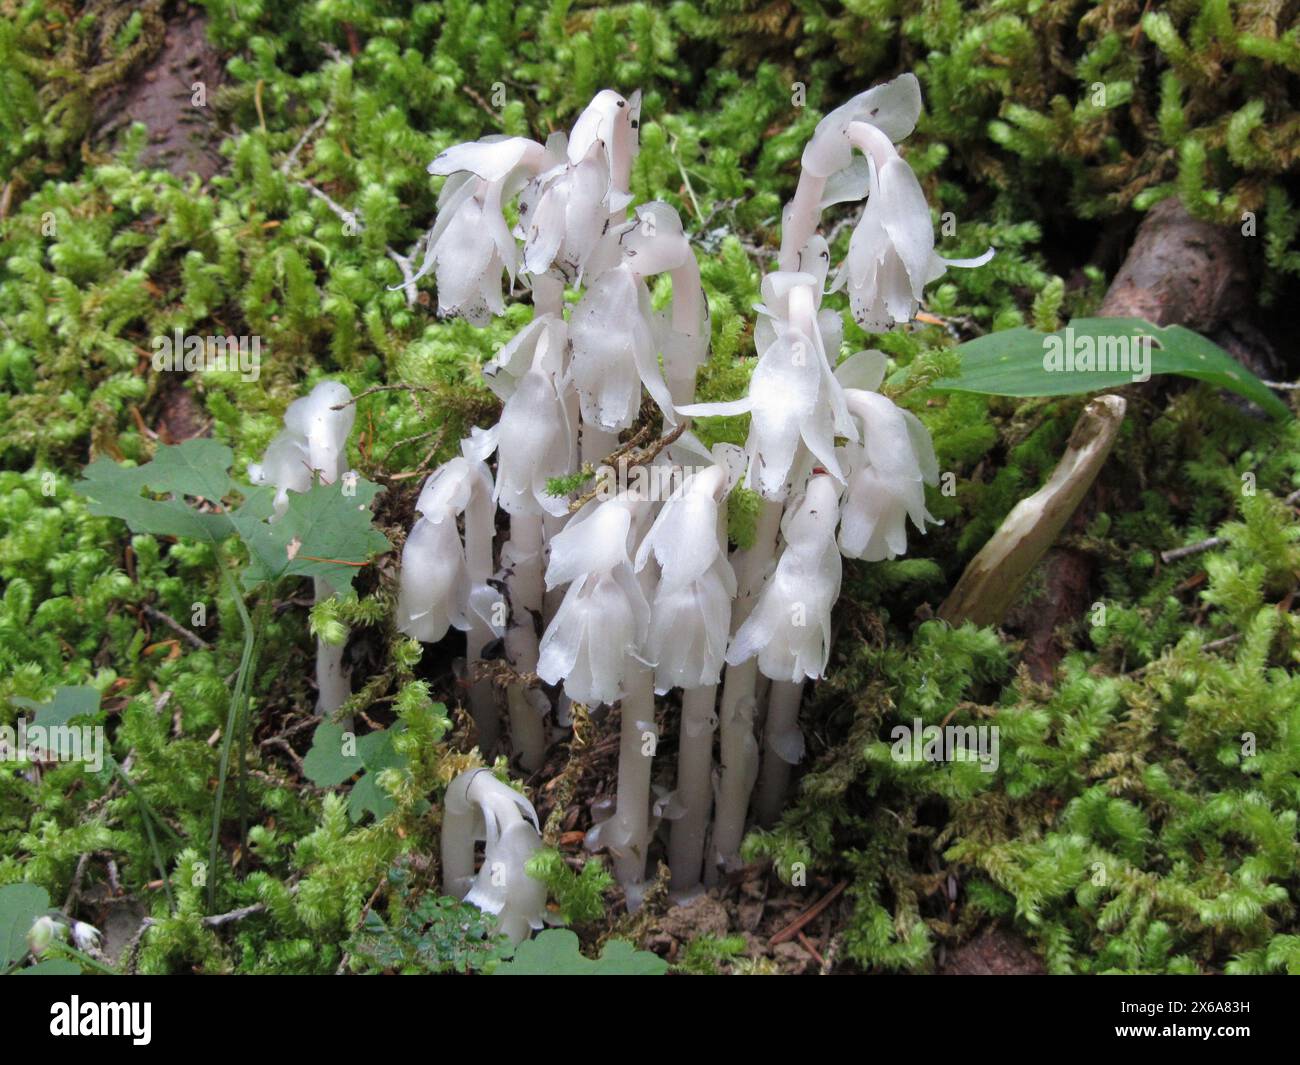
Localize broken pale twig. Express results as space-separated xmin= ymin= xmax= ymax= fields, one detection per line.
xmin=939 ymin=395 xmax=1127 ymax=628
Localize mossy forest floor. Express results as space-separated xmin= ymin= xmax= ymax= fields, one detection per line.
xmin=2 ymin=1 xmax=1299 ymax=975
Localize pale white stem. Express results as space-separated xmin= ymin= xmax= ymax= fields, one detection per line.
xmin=706 ymin=497 xmax=783 ymax=883
xmin=463 ymin=475 xmax=500 ymax=752
xmin=667 ymin=365 xmax=698 ymax=409
xmin=778 ymin=172 xmax=828 ymax=272
xmin=609 ymin=664 xmax=657 ymax=910
xmin=753 ymin=678 xmax=804 ymax=827
xmin=465 ymin=621 xmax=500 ymax=753
xmin=312 ymin=576 xmax=351 ymax=725
xmin=505 ymin=514 xmax=547 ymax=772
xmin=667 ymin=683 xmax=717 ymax=898
xmin=666 ymin=259 xmax=705 ymax=407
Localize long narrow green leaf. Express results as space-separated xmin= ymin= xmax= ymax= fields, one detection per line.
xmin=932 ymin=318 xmax=1291 ymax=419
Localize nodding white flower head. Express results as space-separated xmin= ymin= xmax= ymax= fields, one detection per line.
xmin=480 ymin=315 xmax=574 ymax=516
xmin=537 ymin=564 xmax=650 ymax=706
xmin=283 ymin=381 xmax=355 ymax=485
xmin=566 ymin=201 xmax=701 ymax=431
xmin=831 ymin=120 xmax=993 ymax=332
xmin=536 ymin=492 xmax=655 ymax=705
xmin=410 ymin=136 xmax=549 ymax=324
xmin=569 ymin=265 xmax=671 ymax=432
xmin=635 ymin=446 xmax=741 ymax=691
xmin=799 ymin=73 xmax=924 ymax=181
xmin=248 ymin=380 xmax=355 ymax=518
xmin=71 ymin=921 xmax=101 ymax=953
xmin=517 ymin=132 xmax=609 ymax=283
xmin=679 ymin=270 xmax=853 ymax=499
xmin=565 ymin=89 xmax=643 ymax=210
xmin=396 ymin=443 xmax=505 ymax=644
xmin=481 ymin=312 xmax=567 ymax=400
xmin=727 ymin=474 xmax=843 ymax=682
xmin=442 ymin=769 xmax=546 ymax=945
xmin=247 ymin=430 xmax=312 ymax=519
xmin=837 ymin=378 xmax=940 ymax=561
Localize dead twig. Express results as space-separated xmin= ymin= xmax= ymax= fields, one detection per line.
xmin=142 ymin=603 xmax=212 ymax=650
xmin=566 ymin=421 xmax=689 ymax=513
xmin=769 ymin=881 xmax=847 ymax=946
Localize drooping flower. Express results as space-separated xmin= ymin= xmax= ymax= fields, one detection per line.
xmin=678 ymin=267 xmax=853 ymax=499
xmin=396 ymin=444 xmax=505 ymax=644
xmin=248 ymin=380 xmax=355 ymax=517
xmin=726 ymin=475 xmax=843 ymax=682
xmin=516 ymin=91 xmax=642 ymax=283
xmin=635 ymin=448 xmax=741 ymax=691
xmin=536 ymin=565 xmax=650 ymax=706
xmin=779 ymin=72 xmax=924 ymax=268
xmin=410 ymin=136 xmax=549 ymax=324
xmin=836 ymin=377 xmax=940 ymax=561
xmin=832 ymin=121 xmax=993 ymax=332
xmin=480 ymin=315 xmax=574 ymax=517
xmin=536 ymin=493 xmax=653 ymax=705
xmin=441 ymin=768 xmax=546 ymax=945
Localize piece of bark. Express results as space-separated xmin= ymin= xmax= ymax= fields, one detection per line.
xmin=939 ymin=395 xmax=1126 ymax=629
xmin=1098 ymin=198 xmax=1249 ymax=333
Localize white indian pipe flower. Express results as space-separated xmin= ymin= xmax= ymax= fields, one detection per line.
xmin=635 ymin=448 xmax=741 ymax=692
xmin=517 ymin=131 xmax=609 ymax=282
xmin=831 ymin=120 xmax=993 ymax=332
xmin=567 ymin=201 xmax=698 ymax=432
xmin=246 ymin=430 xmax=312 ymax=520
xmin=441 ymin=768 xmax=546 ymax=945
xmin=726 ymin=474 xmax=843 ymax=682
xmin=565 ymin=89 xmax=642 ymax=211
xmin=409 ymin=136 xmax=549 ymax=324
xmin=536 ymin=565 xmax=650 ymax=706
xmin=396 ymin=444 xmax=506 ymax=644
xmin=517 ymin=90 xmax=643 ymax=282
xmin=247 ymin=380 xmax=356 ymax=517
xmin=480 ymin=315 xmax=574 ymax=517
xmin=568 ymin=266 xmax=665 ymax=432
xmin=481 ymin=312 xmax=567 ymax=400
xmin=779 ymin=72 xmax=923 ymax=268
xmin=71 ymin=921 xmax=102 ymax=953
xmin=836 ymin=368 xmax=941 ymax=560
xmin=536 ymin=493 xmax=653 ymax=705
xmin=282 ymin=380 xmax=355 ymax=486
xmin=678 ymin=269 xmax=853 ymax=499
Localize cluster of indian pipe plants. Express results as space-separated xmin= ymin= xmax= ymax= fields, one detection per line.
xmin=0 ymin=0 xmax=1295 ymax=974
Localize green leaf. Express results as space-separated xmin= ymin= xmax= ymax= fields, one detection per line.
xmin=15 ymin=958 xmax=82 ymax=975
xmin=301 ymin=721 xmax=363 ymax=787
xmin=494 ymin=929 xmax=668 ymax=975
xmin=72 ymin=439 xmax=239 ymax=542
xmin=0 ymin=884 xmax=50 ymax=971
xmin=230 ymin=478 xmax=390 ymax=592
xmin=347 ymin=772 xmax=395 ymax=823
xmin=932 ymin=318 xmax=1291 ymax=419
xmin=14 ymin=957 xmax=82 ymax=972
xmin=301 ymin=722 xmax=407 ymax=823
xmin=10 ymin=686 xmax=100 ymax=729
